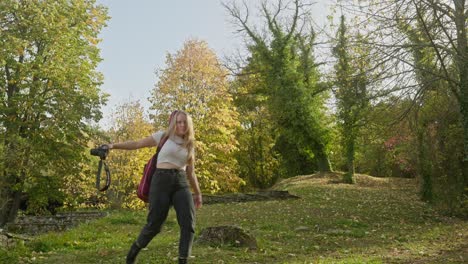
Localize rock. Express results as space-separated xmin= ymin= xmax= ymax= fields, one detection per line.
xmin=5 ymin=211 xmax=108 ymax=235
xmin=0 ymin=230 xmax=25 ymax=249
xmin=4 ymin=232 xmax=32 ymax=241
xmin=0 ymin=234 xmax=9 ymax=248
xmin=197 ymin=226 xmax=257 ymax=250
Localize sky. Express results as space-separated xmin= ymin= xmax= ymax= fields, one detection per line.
xmin=95 ymin=0 xmax=331 ymax=128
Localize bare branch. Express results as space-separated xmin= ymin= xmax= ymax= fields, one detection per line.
xmin=428 ymin=2 xmax=459 ymax=54
xmin=373 ymin=42 xmax=457 ymax=87
xmin=271 ymin=0 xmax=285 ymax=26
xmin=223 ymin=1 xmax=265 ymax=49
xmin=284 ymin=0 xmax=300 ymax=42
xmin=412 ymin=0 xmax=461 ymax=100
xmin=261 ymin=1 xmax=281 ymax=36
xmin=421 ymin=0 xmax=456 ymax=20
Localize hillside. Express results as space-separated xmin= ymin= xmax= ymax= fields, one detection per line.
xmin=1 ymin=172 xmax=467 ymax=263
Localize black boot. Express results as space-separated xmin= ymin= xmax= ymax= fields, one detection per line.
xmin=178 ymin=258 xmax=188 ymax=264
xmin=126 ymin=242 xmax=142 ymax=264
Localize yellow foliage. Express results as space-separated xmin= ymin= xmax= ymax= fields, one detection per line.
xmin=150 ymin=39 xmax=243 ymax=193
xmin=106 ymin=100 xmax=154 ymax=209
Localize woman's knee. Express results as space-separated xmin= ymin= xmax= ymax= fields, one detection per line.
xmin=144 ymin=222 xmax=163 ymax=235
xmin=177 ymin=215 xmax=195 ymax=232
xmin=180 ymin=225 xmax=195 ymax=236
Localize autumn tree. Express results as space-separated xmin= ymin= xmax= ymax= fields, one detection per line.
xmin=149 ymin=39 xmax=243 ymax=193
xmin=0 ymin=0 xmax=108 ymax=225
xmin=106 ymin=100 xmax=154 ymax=209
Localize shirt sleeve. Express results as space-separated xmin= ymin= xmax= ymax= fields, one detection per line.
xmin=151 ymin=131 xmax=164 ymax=145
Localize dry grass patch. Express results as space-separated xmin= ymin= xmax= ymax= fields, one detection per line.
xmin=274 ymin=171 xmax=417 ymax=190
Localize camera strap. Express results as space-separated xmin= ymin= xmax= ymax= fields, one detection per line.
xmin=96 ymin=159 xmax=111 ymax=192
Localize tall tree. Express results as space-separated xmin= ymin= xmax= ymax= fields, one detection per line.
xmin=0 ymin=0 xmax=108 ymax=226
xmin=396 ymin=9 xmax=441 ymax=202
xmin=225 ymin=0 xmax=332 ymax=176
xmin=332 ymin=15 xmax=371 ymax=183
xmin=149 ymin=39 xmax=242 ymax=193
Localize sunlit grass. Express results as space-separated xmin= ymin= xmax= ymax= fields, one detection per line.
xmin=1 ymin=173 xmax=467 ymax=263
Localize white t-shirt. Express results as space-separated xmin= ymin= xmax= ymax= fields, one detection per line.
xmin=151 ymin=131 xmax=189 ymax=169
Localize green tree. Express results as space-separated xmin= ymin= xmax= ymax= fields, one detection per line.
xmin=149 ymin=39 xmax=243 ymax=193
xmin=62 ymin=125 xmax=109 ymax=210
xmin=232 ymin=71 xmax=281 ymax=189
xmin=226 ymin=0 xmax=332 ymax=176
xmin=332 ymin=15 xmax=371 ymax=183
xmin=0 ymin=0 xmax=108 ymax=225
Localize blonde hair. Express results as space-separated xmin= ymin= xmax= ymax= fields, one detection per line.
xmin=165 ymin=110 xmax=195 ymax=162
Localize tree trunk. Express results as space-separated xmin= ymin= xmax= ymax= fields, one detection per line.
xmin=1 ymin=123 xmax=29 ymax=227
xmin=459 ymin=86 xmax=468 ymax=198
xmin=1 ymin=140 xmax=31 ymax=226
xmin=0 ymin=178 xmax=22 ymax=227
xmin=454 ymin=0 xmax=468 ymax=201
xmin=343 ymin=133 xmax=356 ymax=184
xmin=417 ymin=127 xmax=433 ymax=202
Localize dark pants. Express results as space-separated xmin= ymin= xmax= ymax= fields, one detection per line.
xmin=135 ymin=168 xmax=195 ymax=259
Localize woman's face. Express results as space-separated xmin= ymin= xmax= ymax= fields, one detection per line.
xmin=175 ymin=113 xmax=187 ymax=136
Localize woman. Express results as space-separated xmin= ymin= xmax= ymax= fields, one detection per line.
xmin=106 ymin=110 xmax=202 ymax=264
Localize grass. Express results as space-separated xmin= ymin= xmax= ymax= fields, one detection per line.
xmin=1 ymin=172 xmax=467 ymax=263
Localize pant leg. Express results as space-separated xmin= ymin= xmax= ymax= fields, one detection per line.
xmin=173 ymin=186 xmax=195 ymax=258
xmin=135 ymin=173 xmax=173 ymax=248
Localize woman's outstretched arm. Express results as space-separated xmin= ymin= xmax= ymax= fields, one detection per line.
xmin=108 ymin=136 xmax=157 ymax=150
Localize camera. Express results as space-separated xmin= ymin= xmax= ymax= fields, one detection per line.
xmin=90 ymin=145 xmax=109 ymax=159
xmin=90 ymin=145 xmax=111 ymax=191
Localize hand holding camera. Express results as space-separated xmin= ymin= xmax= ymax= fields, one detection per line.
xmin=90 ymin=144 xmax=111 ymax=191
xmin=90 ymin=145 xmax=110 ymax=160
